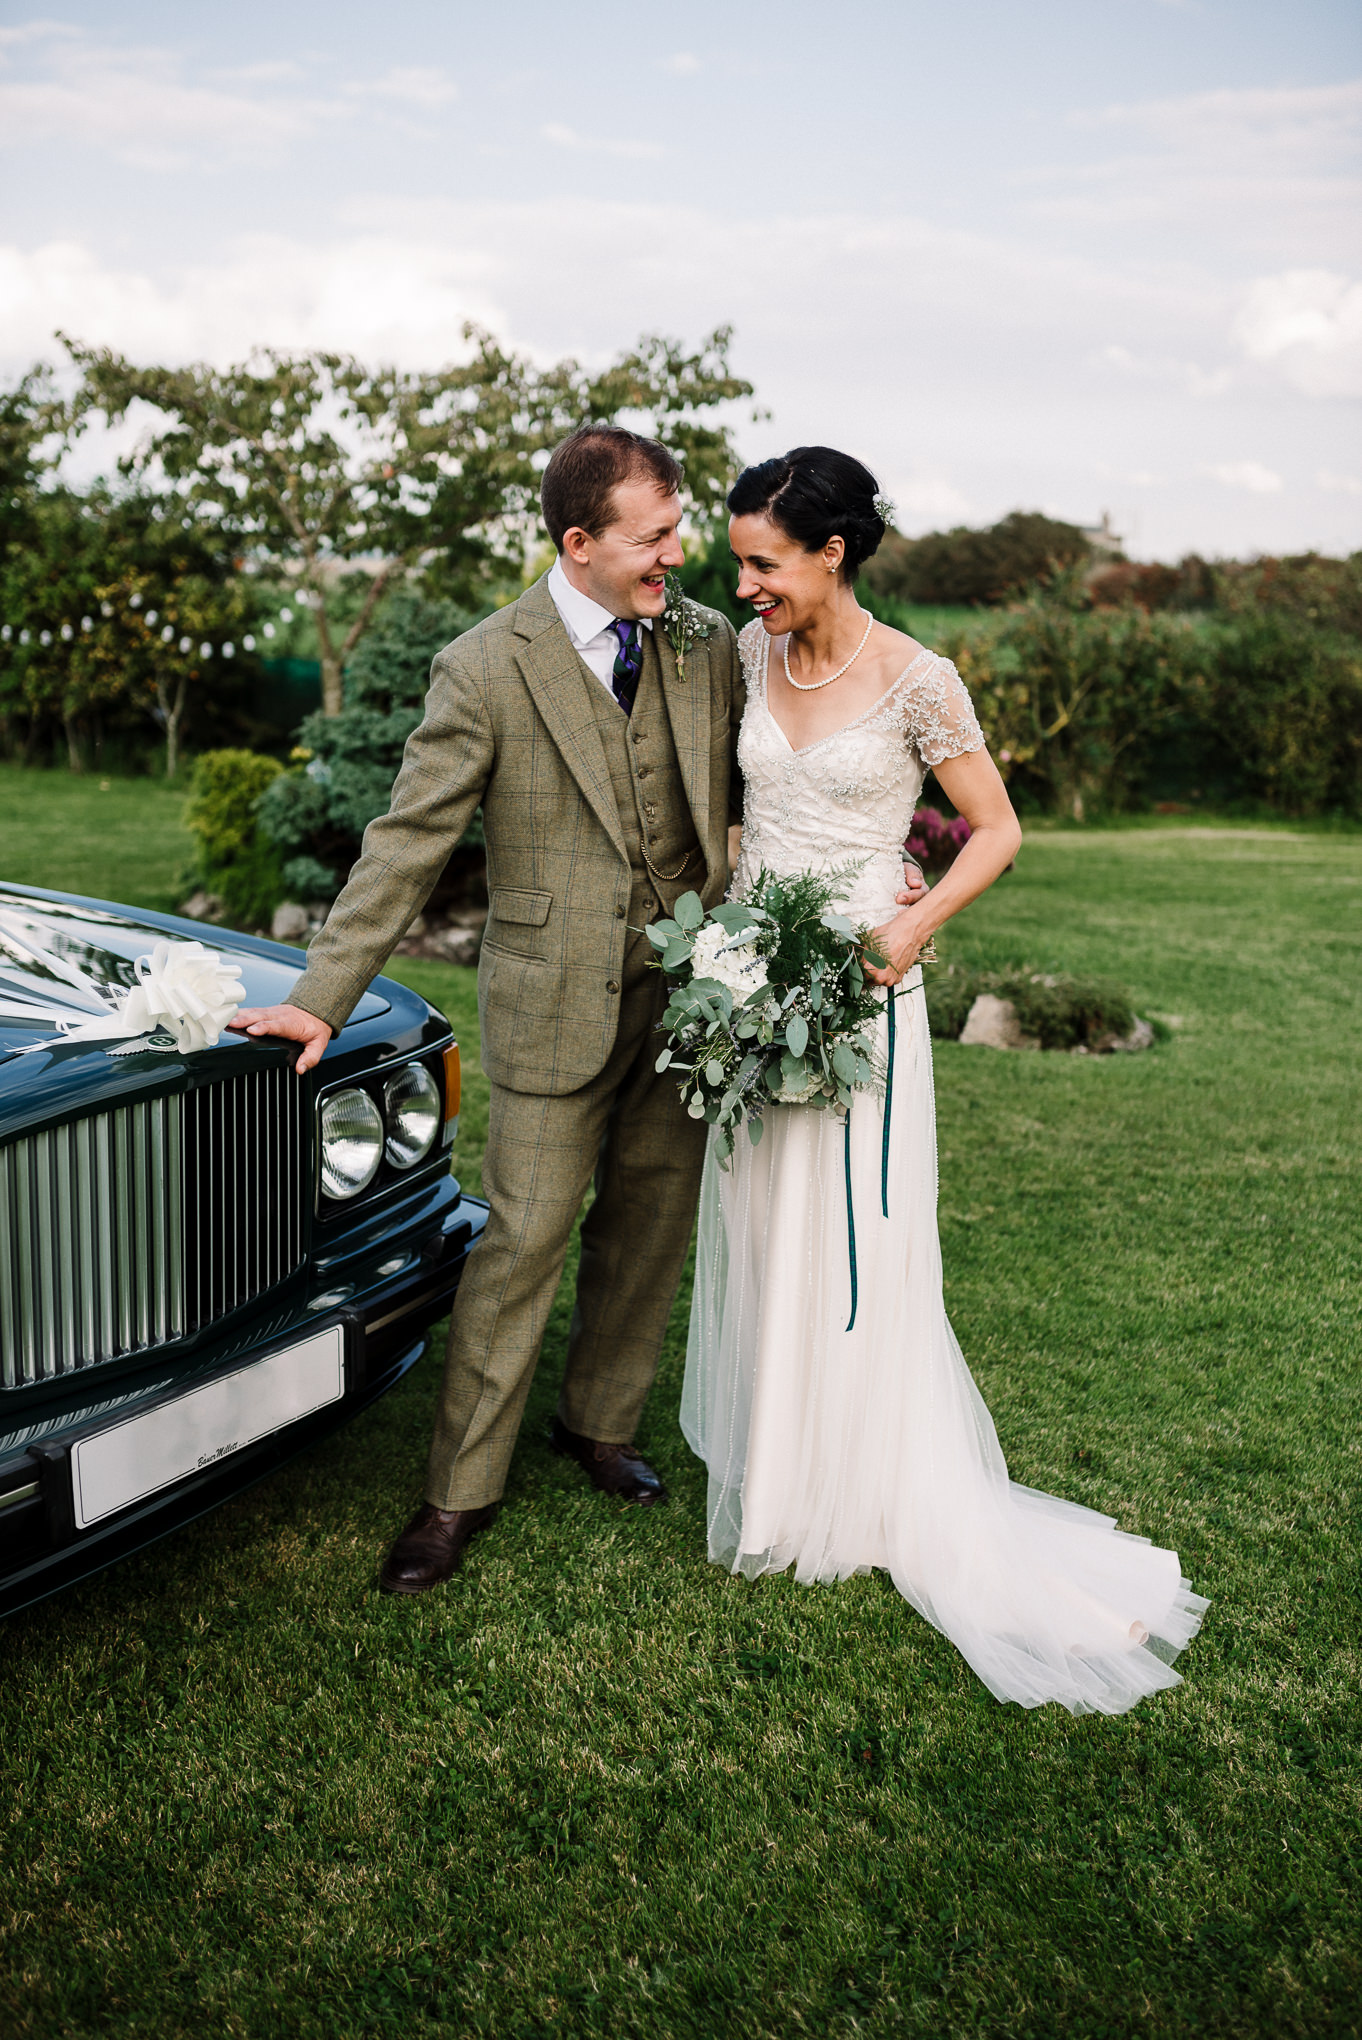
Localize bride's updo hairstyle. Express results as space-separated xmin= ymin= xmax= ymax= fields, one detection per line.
xmin=727 ymin=446 xmax=887 ymax=584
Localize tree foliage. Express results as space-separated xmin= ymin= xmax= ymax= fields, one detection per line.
xmin=64 ymin=326 xmax=755 ymax=716
xmin=864 ymin=510 xmax=1095 ymax=608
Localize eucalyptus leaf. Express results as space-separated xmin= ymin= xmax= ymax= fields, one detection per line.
xmin=832 ymin=1041 xmax=858 ymax=1084
xmin=655 ymin=1048 xmax=672 ymax=1072
xmin=748 ymin=1116 xmax=764 ymax=1146
xmin=705 ymin=1059 xmax=725 ymax=1086
xmin=674 ymin=892 xmax=705 ymax=933
xmin=687 ymin=1096 xmax=707 ymax=1118
xmin=786 ymin=1013 xmax=809 ymax=1058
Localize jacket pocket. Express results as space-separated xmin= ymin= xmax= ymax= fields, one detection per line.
xmin=482 ymin=886 xmax=554 ymax=960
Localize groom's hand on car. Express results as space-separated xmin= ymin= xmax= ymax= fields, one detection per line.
xmin=229 ymin=1003 xmax=333 ymax=1073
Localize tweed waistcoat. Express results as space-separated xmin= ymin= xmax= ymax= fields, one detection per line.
xmin=581 ymin=630 xmax=703 ymax=925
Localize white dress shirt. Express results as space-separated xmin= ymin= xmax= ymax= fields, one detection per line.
xmin=547 ymin=554 xmax=653 ymax=693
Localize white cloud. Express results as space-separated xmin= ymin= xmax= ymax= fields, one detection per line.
xmin=1317 ymin=470 xmax=1362 ymax=496
xmin=665 ymin=53 xmax=701 ymax=77
xmin=1233 ymin=269 xmax=1362 ymax=398
xmin=0 ymin=20 xmax=79 ymax=52
xmin=1203 ymin=461 xmax=1283 ymax=494
xmin=1027 ymin=79 xmax=1362 ymax=261
xmin=541 ymin=122 xmax=664 ymax=159
xmin=0 ymin=34 xmax=345 ymax=165
xmin=348 ymin=66 xmax=458 ymax=109
xmin=0 ymin=236 xmax=503 ymax=371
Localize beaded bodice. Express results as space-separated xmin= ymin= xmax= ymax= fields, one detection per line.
xmin=732 ymin=619 xmax=985 ymax=925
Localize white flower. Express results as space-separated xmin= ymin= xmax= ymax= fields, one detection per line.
xmin=690 ymin=922 xmax=768 ymax=1000
xmin=775 ymin=1065 xmax=824 ymax=1104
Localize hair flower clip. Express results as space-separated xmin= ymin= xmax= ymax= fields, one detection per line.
xmin=873 ymin=493 xmax=896 ymax=526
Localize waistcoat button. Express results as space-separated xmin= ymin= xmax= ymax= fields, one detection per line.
xmin=606 ymin=980 xmax=620 ymax=994
xmin=615 ymin=903 xmax=626 ymax=918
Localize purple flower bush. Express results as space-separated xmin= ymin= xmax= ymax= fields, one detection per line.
xmin=905 ymin=806 xmax=972 ymax=877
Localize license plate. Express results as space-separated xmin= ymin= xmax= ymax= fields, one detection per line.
xmin=71 ymin=1326 xmax=345 ymax=1530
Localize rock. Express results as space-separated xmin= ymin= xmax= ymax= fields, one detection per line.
xmin=270 ymin=901 xmax=311 ymax=943
xmin=958 ymin=993 xmax=1038 ymax=1051
xmin=180 ymin=891 xmax=223 ymax=923
xmin=1113 ymin=1017 xmax=1155 ymax=1053
xmin=435 ymin=926 xmax=482 ymax=967
xmin=447 ymin=905 xmax=488 ymax=930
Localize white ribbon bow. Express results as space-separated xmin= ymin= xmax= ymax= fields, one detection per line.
xmin=0 ymin=939 xmax=243 ymax=1055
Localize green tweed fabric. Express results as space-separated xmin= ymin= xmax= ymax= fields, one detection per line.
xmin=290 ymin=572 xmax=742 ymax=1097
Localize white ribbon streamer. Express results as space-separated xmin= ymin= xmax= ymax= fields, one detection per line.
xmin=3 ymin=941 xmax=243 ymax=1055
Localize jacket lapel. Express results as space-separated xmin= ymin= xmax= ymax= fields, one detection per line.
xmin=513 ymin=577 xmax=628 ymax=863
xmin=655 ymin=622 xmax=710 ymax=851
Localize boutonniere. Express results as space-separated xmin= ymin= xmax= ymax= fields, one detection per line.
xmin=661 ymin=572 xmax=716 ymax=681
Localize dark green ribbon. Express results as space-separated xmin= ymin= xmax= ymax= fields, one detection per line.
xmin=846 ymin=985 xmax=900 ymax=1332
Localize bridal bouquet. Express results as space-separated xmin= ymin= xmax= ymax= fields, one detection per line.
xmin=647 ymin=869 xmax=887 ymax=1165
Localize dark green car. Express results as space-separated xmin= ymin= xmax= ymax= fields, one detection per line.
xmin=0 ymin=883 xmax=486 ymax=1617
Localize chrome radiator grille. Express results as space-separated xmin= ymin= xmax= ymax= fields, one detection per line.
xmin=0 ymin=1066 xmax=304 ymax=1389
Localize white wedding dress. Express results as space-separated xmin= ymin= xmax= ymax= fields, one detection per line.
xmin=681 ymin=620 xmax=1207 ymax=1715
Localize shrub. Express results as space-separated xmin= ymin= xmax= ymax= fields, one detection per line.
xmin=182 ymin=748 xmax=284 ymax=928
xmin=258 ymin=589 xmax=485 ymax=902
xmin=905 ymin=806 xmax=971 ymax=876
xmin=863 ymin=511 xmax=1093 ymax=608
xmin=925 ymin=967 xmax=1136 ymax=1050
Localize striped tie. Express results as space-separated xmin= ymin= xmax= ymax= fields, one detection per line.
xmin=608 ymin=618 xmax=642 ymax=715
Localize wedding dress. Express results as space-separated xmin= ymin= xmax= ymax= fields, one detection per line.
xmin=681 ymin=620 xmax=1206 ymax=1715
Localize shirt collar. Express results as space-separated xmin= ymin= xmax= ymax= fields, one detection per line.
xmin=547 ymin=555 xmax=653 ymax=646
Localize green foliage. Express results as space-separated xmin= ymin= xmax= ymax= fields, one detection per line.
xmin=938 ymin=597 xmax=1362 ymax=820
xmin=65 ymin=327 xmax=756 ymax=713
xmin=183 ymin=747 xmax=284 ymax=927
xmin=257 ymin=590 xmax=481 ymax=900
xmin=925 ymin=964 xmax=1137 ymax=1048
xmin=864 ymin=510 xmax=1094 ymax=607
xmin=0 ymin=484 xmax=260 ymax=775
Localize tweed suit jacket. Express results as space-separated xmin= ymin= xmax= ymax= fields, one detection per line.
xmin=289 ymin=572 xmax=744 ymax=1096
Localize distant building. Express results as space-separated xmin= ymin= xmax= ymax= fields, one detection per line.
xmin=1081 ymin=512 xmax=1123 ymax=556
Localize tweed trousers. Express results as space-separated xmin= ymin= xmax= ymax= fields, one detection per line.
xmin=425 ymin=942 xmax=709 ymax=1510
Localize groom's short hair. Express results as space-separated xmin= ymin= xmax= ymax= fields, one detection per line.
xmin=541 ymin=426 xmax=682 ymax=551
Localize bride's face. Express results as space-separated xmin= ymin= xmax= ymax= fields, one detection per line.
xmin=730 ymin=513 xmax=847 ymax=636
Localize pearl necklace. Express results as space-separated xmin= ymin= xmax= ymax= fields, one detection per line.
xmin=782 ymin=609 xmax=874 ymax=691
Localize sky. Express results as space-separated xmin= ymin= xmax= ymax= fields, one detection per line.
xmin=1 ymin=0 xmax=1359 ymax=561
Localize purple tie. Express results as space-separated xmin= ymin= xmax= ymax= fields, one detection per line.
xmin=609 ymin=618 xmax=642 ymax=715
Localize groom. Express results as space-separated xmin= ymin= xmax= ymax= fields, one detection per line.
xmin=233 ymin=425 xmax=744 ymax=1592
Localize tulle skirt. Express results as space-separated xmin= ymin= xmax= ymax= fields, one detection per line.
xmin=681 ymin=969 xmax=1208 ymax=1715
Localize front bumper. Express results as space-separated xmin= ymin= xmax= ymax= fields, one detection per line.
xmin=0 ymin=1190 xmax=488 ymax=1620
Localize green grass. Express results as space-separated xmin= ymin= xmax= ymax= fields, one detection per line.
xmin=0 ymin=761 xmax=192 ymax=914
xmin=1 ymin=801 xmax=1360 ymax=2037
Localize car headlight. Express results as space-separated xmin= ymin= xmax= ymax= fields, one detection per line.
xmin=383 ymin=1062 xmax=441 ymax=1170
xmin=319 ymin=1087 xmax=384 ymax=1200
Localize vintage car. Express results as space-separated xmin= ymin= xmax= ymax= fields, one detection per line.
xmin=0 ymin=882 xmax=487 ymax=1618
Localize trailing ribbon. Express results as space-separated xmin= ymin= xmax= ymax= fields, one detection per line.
xmin=847 ymin=983 xmax=900 ymax=1332
xmin=844 ymin=1105 xmax=858 ymax=1334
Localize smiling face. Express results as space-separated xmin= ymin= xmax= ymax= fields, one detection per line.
xmin=560 ymin=476 xmax=686 ymax=621
xmin=730 ymin=512 xmax=847 ymax=635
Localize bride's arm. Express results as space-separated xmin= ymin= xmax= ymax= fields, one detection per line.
xmin=866 ymin=748 xmax=1021 ymax=986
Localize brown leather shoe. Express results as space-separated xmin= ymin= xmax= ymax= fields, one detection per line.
xmin=549 ymin=1416 xmax=667 ymax=1506
xmin=378 ymin=1501 xmax=498 ymax=1595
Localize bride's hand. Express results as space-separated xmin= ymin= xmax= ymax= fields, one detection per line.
xmin=865 ymin=908 xmax=930 ymax=986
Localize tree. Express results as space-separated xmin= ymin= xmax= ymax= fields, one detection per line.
xmin=863 ymin=510 xmax=1095 ymax=608
xmin=65 ymin=327 xmax=755 ymax=716
xmin=0 ymin=487 xmax=252 ymax=775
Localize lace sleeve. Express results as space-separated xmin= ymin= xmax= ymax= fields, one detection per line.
xmin=906 ymin=655 xmax=985 ymax=768
xmin=737 ymin=618 xmax=769 ymax=696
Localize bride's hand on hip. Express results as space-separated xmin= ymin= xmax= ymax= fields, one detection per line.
xmin=865 ymin=908 xmax=930 ymax=986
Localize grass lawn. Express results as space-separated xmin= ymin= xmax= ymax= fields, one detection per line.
xmin=0 ymin=808 xmax=1359 ymax=2038
xmin=0 ymin=762 xmax=191 ymax=915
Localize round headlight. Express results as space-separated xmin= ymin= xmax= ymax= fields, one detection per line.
xmin=319 ymin=1087 xmax=383 ymax=1200
xmin=383 ymin=1061 xmax=441 ymax=1170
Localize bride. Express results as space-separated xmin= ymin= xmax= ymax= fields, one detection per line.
xmin=681 ymin=446 xmax=1206 ymax=1715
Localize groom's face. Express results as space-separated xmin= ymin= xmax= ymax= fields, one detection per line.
xmin=560 ymin=477 xmax=685 ymax=621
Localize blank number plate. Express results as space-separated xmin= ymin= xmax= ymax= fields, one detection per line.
xmin=71 ymin=1326 xmax=345 ymax=1530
